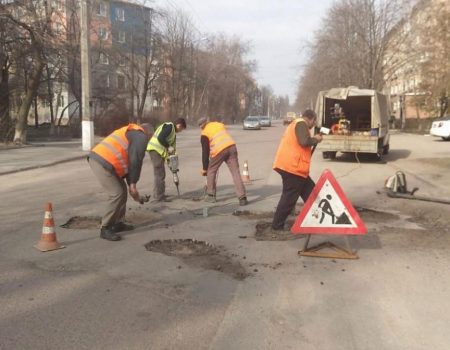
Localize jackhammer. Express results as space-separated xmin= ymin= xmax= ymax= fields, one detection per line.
xmin=167 ymin=154 xmax=180 ymax=196
xmin=385 ymin=171 xmax=450 ymax=205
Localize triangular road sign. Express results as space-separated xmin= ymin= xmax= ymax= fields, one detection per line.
xmin=291 ymin=169 xmax=367 ymax=235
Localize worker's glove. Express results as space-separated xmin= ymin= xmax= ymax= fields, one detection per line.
xmin=201 ymin=169 xmax=207 ymax=176
xmin=167 ymin=146 xmax=175 ymax=155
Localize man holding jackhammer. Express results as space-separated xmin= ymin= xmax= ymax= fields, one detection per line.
xmin=147 ymin=118 xmax=186 ymax=202
xmin=89 ymin=123 xmax=153 ymax=241
xmin=198 ymin=117 xmax=248 ymax=206
xmin=271 ymin=109 xmax=322 ymax=234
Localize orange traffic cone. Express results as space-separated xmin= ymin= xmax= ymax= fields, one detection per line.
xmin=34 ymin=203 xmax=65 ymax=252
xmin=242 ymin=160 xmax=251 ymax=184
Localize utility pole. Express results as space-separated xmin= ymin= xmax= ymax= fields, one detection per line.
xmin=80 ymin=0 xmax=94 ymax=151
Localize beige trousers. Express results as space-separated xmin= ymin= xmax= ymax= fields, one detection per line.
xmin=207 ymin=145 xmax=246 ymax=199
xmin=89 ymin=159 xmax=127 ymax=227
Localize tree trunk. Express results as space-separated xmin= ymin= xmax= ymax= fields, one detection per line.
xmin=13 ymin=59 xmax=45 ymax=144
xmin=0 ymin=61 xmax=12 ymax=142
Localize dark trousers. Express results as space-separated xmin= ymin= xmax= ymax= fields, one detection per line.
xmin=272 ymin=169 xmax=315 ymax=230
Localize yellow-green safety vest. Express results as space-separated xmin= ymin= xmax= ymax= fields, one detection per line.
xmin=146 ymin=122 xmax=176 ymax=159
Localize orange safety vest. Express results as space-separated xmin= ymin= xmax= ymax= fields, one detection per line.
xmin=201 ymin=122 xmax=235 ymax=158
xmin=91 ymin=124 xmax=144 ymax=177
xmin=273 ymin=119 xmax=312 ymax=178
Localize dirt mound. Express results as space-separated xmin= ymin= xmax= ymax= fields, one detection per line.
xmin=145 ymin=239 xmax=249 ymax=280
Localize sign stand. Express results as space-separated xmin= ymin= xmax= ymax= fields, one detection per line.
xmin=299 ymin=235 xmax=358 ymax=259
xmin=291 ymin=169 xmax=367 ymax=260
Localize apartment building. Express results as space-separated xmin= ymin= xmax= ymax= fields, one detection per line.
xmin=89 ymin=0 xmax=155 ymax=125
xmin=1 ymin=0 xmax=156 ymax=128
xmin=383 ymin=0 xmax=450 ymax=128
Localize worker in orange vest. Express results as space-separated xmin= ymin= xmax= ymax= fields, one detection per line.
xmin=271 ymin=110 xmax=322 ymax=233
xmin=89 ymin=123 xmax=153 ymax=241
xmin=198 ymin=117 xmax=248 ymax=206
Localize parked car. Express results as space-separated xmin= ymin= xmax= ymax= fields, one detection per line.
xmin=258 ymin=116 xmax=271 ymax=127
xmin=430 ymin=116 xmax=450 ymax=141
xmin=243 ymin=116 xmax=261 ymax=130
xmin=283 ymin=112 xmax=296 ymax=125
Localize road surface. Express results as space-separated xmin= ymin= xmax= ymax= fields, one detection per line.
xmin=1 ymin=120 xmax=449 ymax=349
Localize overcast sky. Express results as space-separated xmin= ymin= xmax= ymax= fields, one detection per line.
xmin=155 ymin=0 xmax=335 ymax=102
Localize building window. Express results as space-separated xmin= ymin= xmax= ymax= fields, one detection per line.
xmin=57 ymin=94 xmax=65 ymax=107
xmin=98 ymin=27 xmax=108 ymax=40
xmin=119 ymin=56 xmax=127 ymax=66
xmin=117 ymin=74 xmax=126 ymax=89
xmin=118 ymin=31 xmax=126 ymax=43
xmin=54 ymin=22 xmax=63 ymax=35
xmin=99 ymin=52 xmax=109 ymax=65
xmin=13 ymin=7 xmax=24 ymax=18
xmin=97 ymin=2 xmax=107 ymax=17
xmin=116 ymin=8 xmax=125 ymax=21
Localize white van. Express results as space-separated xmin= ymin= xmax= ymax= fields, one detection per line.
xmin=315 ymin=86 xmax=390 ymax=160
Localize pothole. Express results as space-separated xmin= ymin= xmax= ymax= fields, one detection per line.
xmin=126 ymin=211 xmax=162 ymax=226
xmin=145 ymin=239 xmax=249 ymax=280
xmin=233 ymin=210 xmax=274 ymax=220
xmin=61 ymin=211 xmax=161 ymax=229
xmin=355 ymin=207 xmax=400 ymax=223
xmin=61 ymin=216 xmax=101 ymax=229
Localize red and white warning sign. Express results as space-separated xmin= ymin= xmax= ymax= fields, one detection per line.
xmin=291 ymin=169 xmax=367 ymax=235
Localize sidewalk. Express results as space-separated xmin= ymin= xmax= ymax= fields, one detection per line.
xmin=0 ymin=140 xmax=89 ymax=176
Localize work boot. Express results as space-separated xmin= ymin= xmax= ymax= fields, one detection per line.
xmin=239 ymin=196 xmax=248 ymax=206
xmin=100 ymin=226 xmax=122 ymax=241
xmin=112 ymin=222 xmax=134 ymax=233
xmin=204 ymin=194 xmax=216 ymax=203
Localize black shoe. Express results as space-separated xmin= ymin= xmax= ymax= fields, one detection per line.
xmin=112 ymin=222 xmax=134 ymax=233
xmin=239 ymin=197 xmax=248 ymax=206
xmin=100 ymin=226 xmax=122 ymax=241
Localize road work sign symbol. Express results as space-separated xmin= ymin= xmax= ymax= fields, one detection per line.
xmin=291 ymin=169 xmax=367 ymax=235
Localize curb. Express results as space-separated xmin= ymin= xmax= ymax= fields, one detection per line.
xmin=0 ymin=155 xmax=87 ymax=176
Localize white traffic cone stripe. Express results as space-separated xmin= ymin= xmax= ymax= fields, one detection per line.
xmin=44 ymin=211 xmax=53 ymax=219
xmin=42 ymin=226 xmax=55 ymax=234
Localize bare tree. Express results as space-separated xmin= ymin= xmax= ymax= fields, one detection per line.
xmin=0 ymin=0 xmax=69 ymax=144
xmin=159 ymin=8 xmax=197 ymax=120
xmin=295 ymin=0 xmax=411 ymax=110
xmin=0 ymin=11 xmax=13 ymax=141
xmin=195 ymin=34 xmax=256 ymax=123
